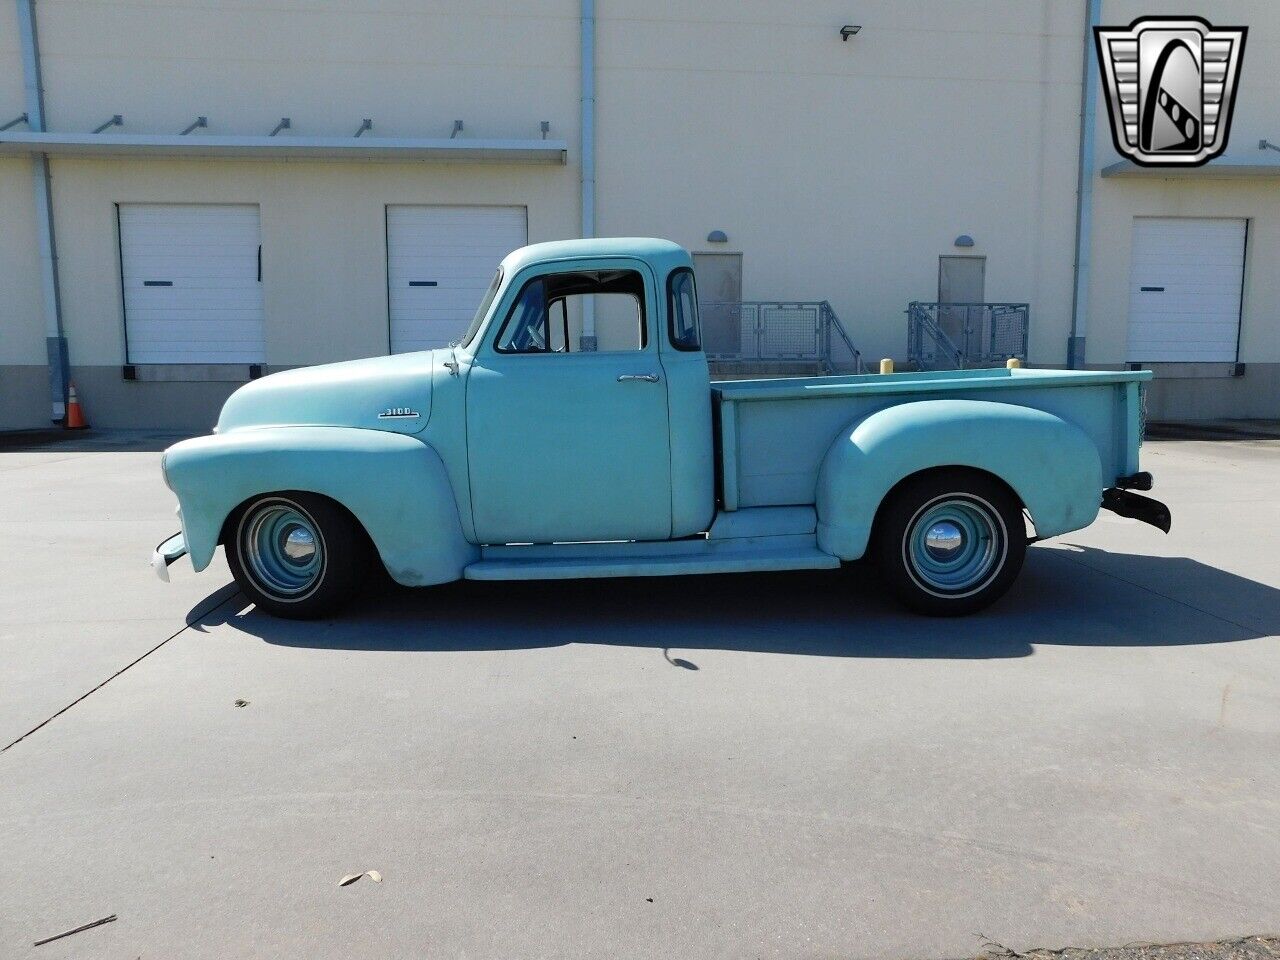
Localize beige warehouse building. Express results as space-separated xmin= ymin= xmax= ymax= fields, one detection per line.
xmin=1 ymin=0 xmax=1277 ymax=431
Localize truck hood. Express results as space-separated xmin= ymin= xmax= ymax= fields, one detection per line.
xmin=216 ymin=351 xmax=438 ymax=435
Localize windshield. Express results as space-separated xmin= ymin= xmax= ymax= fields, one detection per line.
xmin=460 ymin=269 xmax=503 ymax=348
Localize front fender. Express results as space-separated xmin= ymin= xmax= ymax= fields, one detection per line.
xmin=815 ymin=399 xmax=1103 ymax=560
xmin=163 ymin=427 xmax=476 ymax=586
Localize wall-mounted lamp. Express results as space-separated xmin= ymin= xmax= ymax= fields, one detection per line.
xmin=706 ymin=230 xmax=728 ymax=243
xmin=840 ymin=25 xmax=861 ymax=41
xmin=954 ymin=234 xmax=975 ymax=248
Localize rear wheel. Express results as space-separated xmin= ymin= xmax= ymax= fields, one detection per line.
xmin=226 ymin=493 xmax=369 ymax=619
xmin=872 ymin=470 xmax=1026 ymax=616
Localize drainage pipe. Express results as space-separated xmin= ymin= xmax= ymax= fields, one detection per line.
xmin=17 ymin=0 xmax=69 ymax=420
xmin=1068 ymin=0 xmax=1101 ymax=369
xmin=579 ymin=0 xmax=597 ymax=350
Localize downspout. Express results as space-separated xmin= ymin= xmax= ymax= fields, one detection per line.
xmin=579 ymin=0 xmax=597 ymax=351
xmin=17 ymin=0 xmax=69 ymax=420
xmin=1068 ymin=0 xmax=1101 ymax=369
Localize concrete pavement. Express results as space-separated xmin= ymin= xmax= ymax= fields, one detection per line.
xmin=1 ymin=433 xmax=1278 ymax=958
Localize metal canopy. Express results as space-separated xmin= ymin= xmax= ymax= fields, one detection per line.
xmin=1101 ymin=156 xmax=1280 ymax=179
xmin=0 ymin=131 xmax=567 ymax=164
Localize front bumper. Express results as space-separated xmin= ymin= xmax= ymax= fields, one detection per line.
xmin=151 ymin=531 xmax=188 ymax=582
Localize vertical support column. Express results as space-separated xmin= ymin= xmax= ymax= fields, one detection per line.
xmin=578 ymin=0 xmax=597 ymax=351
xmin=1068 ymin=0 xmax=1102 ymax=370
xmin=17 ymin=0 xmax=69 ymax=421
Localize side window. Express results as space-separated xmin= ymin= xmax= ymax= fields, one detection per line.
xmin=668 ymin=268 xmax=701 ymax=351
xmin=495 ymin=269 xmax=647 ymax=353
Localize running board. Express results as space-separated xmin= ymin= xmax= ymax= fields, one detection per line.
xmin=464 ymin=546 xmax=839 ymax=581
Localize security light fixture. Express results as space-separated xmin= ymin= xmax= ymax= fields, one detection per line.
xmin=840 ymin=25 xmax=861 ymax=41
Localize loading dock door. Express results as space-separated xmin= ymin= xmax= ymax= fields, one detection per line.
xmin=387 ymin=206 xmax=527 ymax=353
xmin=1127 ymin=218 xmax=1246 ymax=362
xmin=118 ymin=204 xmax=265 ymax=364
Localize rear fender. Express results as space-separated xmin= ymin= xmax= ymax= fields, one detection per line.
xmin=816 ymin=399 xmax=1103 ymax=559
xmin=163 ymin=427 xmax=476 ymax=586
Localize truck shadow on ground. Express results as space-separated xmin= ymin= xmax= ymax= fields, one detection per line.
xmin=194 ymin=544 xmax=1280 ymax=660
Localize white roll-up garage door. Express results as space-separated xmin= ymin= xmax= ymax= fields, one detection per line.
xmin=1127 ymin=217 xmax=1246 ymax=363
xmin=387 ymin=205 xmax=527 ymax=353
xmin=118 ymin=204 xmax=265 ymax=364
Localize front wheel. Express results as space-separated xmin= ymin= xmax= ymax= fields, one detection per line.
xmin=871 ymin=470 xmax=1026 ymax=616
xmin=226 ymin=493 xmax=370 ymax=619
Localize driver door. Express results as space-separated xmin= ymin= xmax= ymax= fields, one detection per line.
xmin=465 ymin=260 xmax=673 ymax=544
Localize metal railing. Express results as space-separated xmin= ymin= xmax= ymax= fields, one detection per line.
xmin=702 ymin=300 xmax=864 ymax=374
xmin=907 ymin=301 xmax=1029 ymax=370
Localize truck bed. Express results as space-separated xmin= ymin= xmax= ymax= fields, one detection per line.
xmin=711 ymin=367 xmax=1149 ymax=510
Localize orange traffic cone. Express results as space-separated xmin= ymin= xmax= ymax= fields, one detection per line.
xmin=65 ymin=383 xmax=89 ymax=430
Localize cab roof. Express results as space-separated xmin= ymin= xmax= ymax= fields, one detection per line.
xmin=500 ymin=237 xmax=694 ymax=277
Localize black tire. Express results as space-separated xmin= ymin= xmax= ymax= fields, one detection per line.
xmin=226 ymin=492 xmax=371 ymax=619
xmin=871 ymin=469 xmax=1026 ymax=616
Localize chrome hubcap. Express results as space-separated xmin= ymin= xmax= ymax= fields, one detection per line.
xmin=905 ymin=496 xmax=1007 ymax=597
xmin=240 ymin=502 xmax=325 ymax=599
xmin=283 ymin=527 xmax=317 ymax=562
xmin=923 ymin=520 xmax=965 ymax=561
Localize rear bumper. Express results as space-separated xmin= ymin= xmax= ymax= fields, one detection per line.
xmin=1115 ymin=471 xmax=1153 ymax=491
xmin=1101 ymin=487 xmax=1171 ymax=533
xmin=151 ymin=531 xmax=188 ymax=582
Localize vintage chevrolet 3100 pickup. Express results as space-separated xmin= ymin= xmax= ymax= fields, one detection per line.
xmin=153 ymin=238 xmax=1169 ymax=619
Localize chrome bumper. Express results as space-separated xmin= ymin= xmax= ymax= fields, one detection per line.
xmin=151 ymin=531 xmax=188 ymax=582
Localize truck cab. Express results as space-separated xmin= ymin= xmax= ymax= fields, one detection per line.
xmin=157 ymin=238 xmax=1167 ymax=620
xmin=458 ymin=239 xmax=714 ymax=544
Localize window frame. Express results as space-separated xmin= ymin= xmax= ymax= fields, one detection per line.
xmin=491 ymin=267 xmax=651 ymax=355
xmin=666 ymin=267 xmax=702 ymax=352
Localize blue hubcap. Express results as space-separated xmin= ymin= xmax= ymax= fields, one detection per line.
xmin=241 ymin=503 xmax=325 ymax=598
xmin=904 ymin=496 xmax=1006 ymax=597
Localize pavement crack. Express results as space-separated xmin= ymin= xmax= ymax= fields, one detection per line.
xmin=1 ymin=588 xmax=240 ymax=755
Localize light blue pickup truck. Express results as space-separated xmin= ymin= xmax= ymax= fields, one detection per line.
xmin=154 ymin=238 xmax=1168 ymax=619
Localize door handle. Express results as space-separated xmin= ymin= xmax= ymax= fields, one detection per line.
xmin=617 ymin=373 xmax=661 ymax=383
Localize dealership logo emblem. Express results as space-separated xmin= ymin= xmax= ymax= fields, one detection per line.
xmin=1094 ymin=16 xmax=1246 ymax=167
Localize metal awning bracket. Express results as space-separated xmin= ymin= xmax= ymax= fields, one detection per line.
xmin=269 ymin=117 xmax=290 ymax=136
xmin=91 ymin=114 xmax=123 ymax=134
xmin=1 ymin=113 xmax=29 ymax=132
xmin=180 ymin=116 xmax=208 ymax=135
xmin=354 ymin=118 xmax=372 ymax=137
